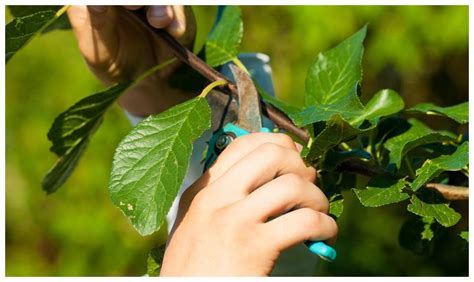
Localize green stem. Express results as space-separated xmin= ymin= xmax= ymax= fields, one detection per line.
xmin=199 ymin=79 xmax=227 ymax=98
xmin=133 ymin=58 xmax=177 ymax=86
xmin=232 ymin=57 xmax=250 ymax=75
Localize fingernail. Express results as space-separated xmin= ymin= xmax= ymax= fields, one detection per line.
xmin=295 ymin=143 xmax=304 ymax=153
xmin=88 ymin=6 xmax=107 ymax=14
xmin=150 ymin=6 xmax=170 ymax=18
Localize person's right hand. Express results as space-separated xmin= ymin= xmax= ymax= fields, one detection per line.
xmin=67 ymin=6 xmax=196 ymax=116
xmin=161 ymin=133 xmax=338 ymax=276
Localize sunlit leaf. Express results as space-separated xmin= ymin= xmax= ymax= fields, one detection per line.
xmin=205 ymin=6 xmax=243 ymax=67
xmin=407 ymin=102 xmax=468 ymax=124
xmin=329 ymin=194 xmax=344 ymax=218
xmin=350 ymin=89 xmax=404 ymax=126
xmin=411 ymin=142 xmax=469 ymax=191
xmin=109 ymin=97 xmax=211 ymax=235
xmin=384 ymin=118 xmax=455 ymax=169
xmin=353 ymin=177 xmax=410 ymax=207
xmin=407 ymin=191 xmax=461 ymax=227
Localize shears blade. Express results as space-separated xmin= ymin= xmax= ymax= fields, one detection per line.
xmin=229 ymin=64 xmax=263 ymax=133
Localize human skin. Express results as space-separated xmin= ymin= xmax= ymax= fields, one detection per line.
xmin=67 ymin=5 xmax=196 ymax=116
xmin=69 ymin=6 xmax=338 ymax=276
xmin=161 ymin=133 xmax=338 ymax=276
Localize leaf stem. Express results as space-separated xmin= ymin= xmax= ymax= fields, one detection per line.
xmin=199 ymin=80 xmax=228 ymax=98
xmin=133 ymin=58 xmax=177 ymax=87
xmin=232 ymin=57 xmax=250 ymax=75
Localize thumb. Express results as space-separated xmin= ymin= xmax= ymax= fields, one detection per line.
xmin=67 ymin=6 xmax=119 ymax=70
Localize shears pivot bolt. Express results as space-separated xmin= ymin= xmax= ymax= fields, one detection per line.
xmin=216 ymin=134 xmax=234 ymax=150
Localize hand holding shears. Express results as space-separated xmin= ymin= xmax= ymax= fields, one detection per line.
xmin=204 ymin=65 xmax=337 ymax=262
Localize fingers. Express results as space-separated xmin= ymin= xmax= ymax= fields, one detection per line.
xmin=237 ymin=174 xmax=329 ymax=222
xmin=263 ymin=208 xmax=338 ymax=251
xmin=207 ymin=132 xmax=298 ymax=180
xmin=179 ymin=133 xmax=301 ymax=212
xmin=146 ymin=6 xmax=174 ymax=29
xmin=211 ymin=142 xmax=316 ymax=197
xmin=67 ymin=6 xmax=118 ymax=66
xmin=166 ymin=6 xmax=187 ymax=38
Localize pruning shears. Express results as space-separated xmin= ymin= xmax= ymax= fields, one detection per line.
xmin=204 ymin=64 xmax=337 ymax=262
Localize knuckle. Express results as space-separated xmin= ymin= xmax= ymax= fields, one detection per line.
xmin=259 ymin=142 xmax=285 ymax=157
xmin=273 ymin=133 xmax=296 ymax=149
xmin=300 ymin=208 xmax=322 ymax=227
xmin=279 ymin=173 xmax=306 ymax=194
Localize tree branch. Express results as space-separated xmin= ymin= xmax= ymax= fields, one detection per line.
xmin=126 ymin=8 xmax=310 ymax=143
xmin=126 ymin=9 xmax=469 ymax=201
xmin=425 ymin=183 xmax=469 ymax=201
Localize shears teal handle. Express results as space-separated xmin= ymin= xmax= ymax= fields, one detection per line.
xmin=204 ymin=123 xmax=337 ymax=262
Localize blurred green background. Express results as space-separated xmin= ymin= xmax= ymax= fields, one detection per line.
xmin=6 ymin=6 xmax=468 ymax=276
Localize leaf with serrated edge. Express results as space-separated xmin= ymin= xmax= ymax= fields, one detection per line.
xmin=329 ymin=198 xmax=344 ymax=218
xmin=459 ymin=231 xmax=468 ymax=242
xmin=353 ymin=178 xmax=410 ymax=207
xmin=407 ymin=102 xmax=468 ymax=124
xmin=43 ymin=81 xmax=132 ymax=193
xmin=384 ymin=118 xmax=455 ymax=169
xmin=205 ymin=6 xmax=243 ymax=67
xmin=407 ymin=194 xmax=461 ymax=228
xmin=305 ymin=26 xmax=366 ymax=107
xmin=421 ymin=217 xmax=434 ymax=241
xmin=6 ymin=6 xmax=67 ymax=62
xmin=411 ymin=142 xmax=469 ymax=191
xmin=109 ymin=97 xmax=211 ymax=235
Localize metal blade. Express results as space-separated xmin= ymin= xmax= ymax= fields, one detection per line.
xmin=229 ymin=64 xmax=263 ymax=132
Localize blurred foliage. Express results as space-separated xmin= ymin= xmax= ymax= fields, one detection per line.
xmin=6 ymin=5 xmax=467 ymax=276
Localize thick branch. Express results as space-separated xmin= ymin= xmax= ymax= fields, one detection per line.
xmin=425 ymin=183 xmax=468 ymax=201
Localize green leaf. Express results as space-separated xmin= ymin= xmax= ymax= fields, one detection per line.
xmin=8 ymin=5 xmax=71 ymax=32
xmin=109 ymin=97 xmax=211 ymax=236
xmin=411 ymin=142 xmax=469 ymax=191
xmin=147 ymin=244 xmax=166 ymax=276
xmin=289 ymin=97 xmax=362 ymax=127
xmin=205 ymin=6 xmax=243 ymax=67
xmin=384 ymin=118 xmax=455 ymax=169
xmin=322 ymin=148 xmax=371 ymax=171
xmin=305 ymin=115 xmax=360 ymax=161
xmin=421 ymin=217 xmax=435 ymax=241
xmin=329 ymin=194 xmax=344 ymax=218
xmin=43 ymin=59 xmax=176 ymax=194
xmin=305 ymin=25 xmax=366 ymax=107
xmin=353 ymin=177 xmax=410 ymax=207
xmin=407 ymin=102 xmax=468 ymax=124
xmin=6 ymin=6 xmax=68 ymax=63
xmin=43 ymin=81 xmax=132 ymax=193
xmin=350 ymin=89 xmax=405 ymax=126
xmin=407 ymin=189 xmax=461 ymax=227
xmin=459 ymin=231 xmax=468 ymax=242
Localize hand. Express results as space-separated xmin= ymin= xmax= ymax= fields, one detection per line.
xmin=67 ymin=6 xmax=196 ymax=116
xmin=161 ymin=133 xmax=338 ymax=276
